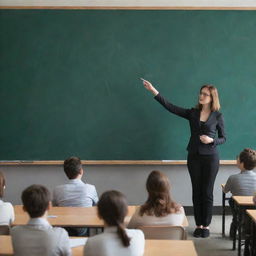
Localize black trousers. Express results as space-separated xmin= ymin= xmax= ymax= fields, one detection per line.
xmin=187 ymin=152 xmax=219 ymax=227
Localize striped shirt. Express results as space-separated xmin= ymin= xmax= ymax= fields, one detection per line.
xmin=224 ymin=170 xmax=256 ymax=196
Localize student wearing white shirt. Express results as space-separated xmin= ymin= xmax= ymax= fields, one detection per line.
xmin=84 ymin=190 xmax=145 ymax=256
xmin=128 ymin=170 xmax=185 ymax=229
xmin=53 ymin=156 xmax=98 ymax=236
xmin=11 ymin=184 xmax=71 ymax=256
xmin=0 ymin=171 xmax=14 ymax=228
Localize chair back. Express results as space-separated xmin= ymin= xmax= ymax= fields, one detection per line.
xmin=0 ymin=225 xmax=10 ymax=235
xmin=138 ymin=225 xmax=187 ymax=240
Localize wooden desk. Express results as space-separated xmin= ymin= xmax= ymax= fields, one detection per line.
xmin=246 ymin=209 xmax=256 ymax=256
xmin=0 ymin=236 xmax=12 ymax=256
xmin=232 ymin=196 xmax=255 ymax=256
xmin=0 ymin=236 xmax=197 ymax=256
xmin=13 ymin=205 xmax=189 ymax=228
xmin=13 ymin=205 xmax=137 ymax=227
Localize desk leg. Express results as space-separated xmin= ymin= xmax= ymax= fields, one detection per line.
xmin=238 ymin=206 xmax=242 ymax=256
xmin=233 ymin=202 xmax=237 ymax=250
xmin=252 ymin=221 xmax=256 ymax=256
xmin=222 ymin=191 xmax=226 ymax=237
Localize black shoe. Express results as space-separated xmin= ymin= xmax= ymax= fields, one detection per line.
xmin=201 ymin=229 xmax=210 ymax=238
xmin=193 ymin=228 xmax=202 ymax=238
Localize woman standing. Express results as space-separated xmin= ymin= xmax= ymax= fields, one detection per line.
xmin=142 ymin=80 xmax=226 ymax=238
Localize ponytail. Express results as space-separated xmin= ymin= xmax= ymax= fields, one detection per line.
xmin=117 ymin=223 xmax=130 ymax=247
xmin=97 ymin=190 xmax=131 ymax=247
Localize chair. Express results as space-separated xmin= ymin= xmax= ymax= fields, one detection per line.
xmin=0 ymin=225 xmax=10 ymax=235
xmin=138 ymin=225 xmax=187 ymax=240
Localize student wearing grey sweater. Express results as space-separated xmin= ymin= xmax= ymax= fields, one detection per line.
xmin=223 ymin=148 xmax=256 ymax=238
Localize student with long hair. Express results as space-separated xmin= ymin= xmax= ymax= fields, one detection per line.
xmin=142 ymin=80 xmax=226 ymax=237
xmin=128 ymin=170 xmax=185 ymax=228
xmin=84 ymin=190 xmax=144 ymax=256
xmin=0 ymin=171 xmax=14 ymax=227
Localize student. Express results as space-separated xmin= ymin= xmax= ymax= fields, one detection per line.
xmin=0 ymin=171 xmax=14 ymax=229
xmin=84 ymin=190 xmax=145 ymax=256
xmin=128 ymin=170 xmax=185 ymax=229
xmin=11 ymin=184 xmax=71 ymax=256
xmin=223 ymin=148 xmax=256 ymax=238
xmin=53 ymin=156 xmax=98 ymax=236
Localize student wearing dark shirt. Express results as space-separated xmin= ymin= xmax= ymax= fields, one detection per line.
xmin=142 ymin=79 xmax=226 ymax=238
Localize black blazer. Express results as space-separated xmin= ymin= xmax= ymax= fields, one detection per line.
xmin=154 ymin=93 xmax=226 ymax=155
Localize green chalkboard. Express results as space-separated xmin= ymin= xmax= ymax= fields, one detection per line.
xmin=0 ymin=10 xmax=256 ymax=160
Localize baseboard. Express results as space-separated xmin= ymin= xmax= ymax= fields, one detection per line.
xmin=184 ymin=206 xmax=232 ymax=215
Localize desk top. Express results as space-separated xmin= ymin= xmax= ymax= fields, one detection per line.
xmin=0 ymin=236 xmax=197 ymax=256
xmin=13 ymin=205 xmax=188 ymax=227
xmin=232 ymin=196 xmax=254 ymax=206
xmin=13 ymin=205 xmax=137 ymax=227
xmin=246 ymin=209 xmax=256 ymax=223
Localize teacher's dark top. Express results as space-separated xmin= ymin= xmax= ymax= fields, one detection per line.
xmin=154 ymin=93 xmax=226 ymax=155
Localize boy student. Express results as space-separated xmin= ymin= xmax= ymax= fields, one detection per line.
xmin=53 ymin=156 xmax=98 ymax=236
xmin=223 ymin=148 xmax=256 ymax=238
xmin=11 ymin=185 xmax=71 ymax=256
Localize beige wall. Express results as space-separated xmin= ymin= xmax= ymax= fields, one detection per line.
xmin=2 ymin=164 xmax=236 ymax=206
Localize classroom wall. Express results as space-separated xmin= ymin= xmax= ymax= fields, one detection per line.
xmin=0 ymin=0 xmax=253 ymax=207
xmin=2 ymin=164 xmax=237 ymax=206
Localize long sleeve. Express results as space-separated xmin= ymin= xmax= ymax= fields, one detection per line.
xmin=92 ymin=186 xmax=99 ymax=206
xmin=10 ymin=204 xmax=15 ymax=224
xmin=52 ymin=189 xmax=58 ymax=206
xmin=213 ymin=113 xmax=226 ymax=146
xmin=57 ymin=228 xmax=72 ymax=256
xmin=154 ymin=93 xmax=190 ymax=120
xmin=223 ymin=176 xmax=232 ymax=193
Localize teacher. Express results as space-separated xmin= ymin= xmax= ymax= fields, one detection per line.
xmin=142 ymin=79 xmax=226 ymax=238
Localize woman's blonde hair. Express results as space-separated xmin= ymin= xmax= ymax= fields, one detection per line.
xmin=196 ymin=84 xmax=220 ymax=111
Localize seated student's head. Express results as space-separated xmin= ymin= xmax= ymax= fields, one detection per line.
xmin=97 ymin=190 xmax=130 ymax=247
xmin=64 ymin=156 xmax=83 ymax=180
xmin=237 ymin=148 xmax=256 ymax=171
xmin=0 ymin=171 xmax=6 ymax=199
xmin=140 ymin=170 xmax=180 ymax=217
xmin=22 ymin=185 xmax=51 ymax=218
